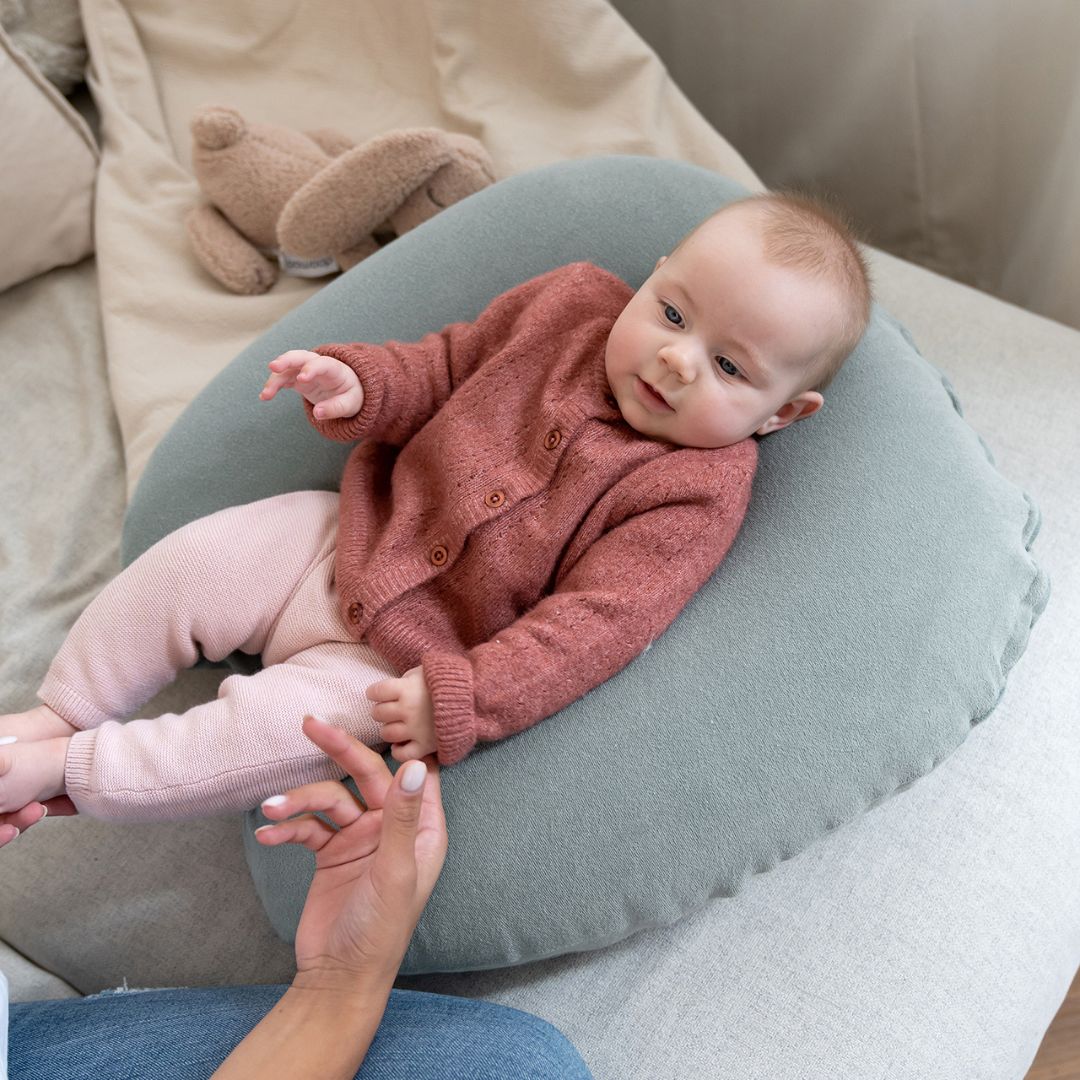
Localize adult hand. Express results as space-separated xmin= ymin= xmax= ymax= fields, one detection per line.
xmin=0 ymin=795 xmax=78 ymax=846
xmin=255 ymin=714 xmax=447 ymax=985
xmin=214 ymin=716 xmax=447 ymax=1078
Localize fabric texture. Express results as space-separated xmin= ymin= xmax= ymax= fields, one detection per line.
xmin=0 ymin=0 xmax=86 ymax=93
xmin=2 ymin=233 xmax=1078 ymax=1078
xmin=78 ymin=0 xmax=762 ymax=497
xmin=9 ymin=984 xmax=594 ymax=1079
xmin=120 ymin=155 xmax=1049 ymax=975
xmin=37 ymin=491 xmax=393 ymax=821
xmin=614 ymin=0 xmax=1080 ymax=333
xmin=0 ymin=22 xmax=97 ymax=293
xmin=306 ymin=261 xmax=755 ymax=764
xmin=2 ymin=32 xmax=1077 ymax=1075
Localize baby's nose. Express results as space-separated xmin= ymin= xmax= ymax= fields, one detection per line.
xmin=660 ymin=345 xmax=695 ymax=379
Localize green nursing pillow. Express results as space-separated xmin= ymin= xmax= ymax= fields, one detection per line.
xmin=122 ymin=156 xmax=1048 ymax=973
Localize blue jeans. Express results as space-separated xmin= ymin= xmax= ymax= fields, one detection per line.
xmin=8 ymin=984 xmax=594 ymax=1079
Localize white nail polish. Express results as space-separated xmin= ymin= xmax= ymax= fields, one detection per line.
xmin=262 ymin=795 xmax=287 ymax=807
xmin=0 ymin=736 xmax=17 ymax=745
xmin=401 ymin=761 xmax=426 ymax=792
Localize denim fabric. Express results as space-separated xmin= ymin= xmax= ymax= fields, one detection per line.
xmin=8 ymin=984 xmax=593 ymax=1079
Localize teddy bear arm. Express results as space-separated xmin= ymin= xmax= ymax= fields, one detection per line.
xmin=186 ymin=205 xmax=278 ymax=295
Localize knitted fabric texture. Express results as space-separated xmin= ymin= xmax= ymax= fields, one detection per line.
xmin=308 ymin=261 xmax=758 ymax=764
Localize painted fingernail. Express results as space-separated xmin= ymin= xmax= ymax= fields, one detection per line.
xmin=401 ymin=761 xmax=426 ymax=792
xmin=262 ymin=795 xmax=287 ymax=808
xmin=254 ymin=825 xmax=275 ymax=834
xmin=0 ymin=736 xmax=17 ymax=745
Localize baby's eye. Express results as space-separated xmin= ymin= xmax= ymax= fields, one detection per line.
xmin=716 ymin=356 xmax=740 ymax=377
xmin=663 ymin=303 xmax=684 ymax=327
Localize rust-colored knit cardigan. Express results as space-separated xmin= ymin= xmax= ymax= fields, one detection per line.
xmin=308 ymin=261 xmax=757 ymax=764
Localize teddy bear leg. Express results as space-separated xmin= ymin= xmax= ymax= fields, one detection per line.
xmin=185 ymin=205 xmax=279 ymax=295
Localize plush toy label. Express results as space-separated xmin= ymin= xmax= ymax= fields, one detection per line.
xmin=276 ymin=251 xmax=340 ymax=278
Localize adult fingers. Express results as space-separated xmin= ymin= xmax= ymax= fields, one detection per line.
xmin=373 ymin=760 xmax=428 ymax=884
xmin=254 ymin=812 xmax=337 ymax=852
xmin=414 ymin=756 xmax=448 ymax=890
xmin=0 ymin=801 xmax=49 ymax=845
xmin=260 ymin=776 xmax=365 ymax=831
xmin=300 ymin=715 xmax=392 ymax=810
xmin=3 ymin=802 xmax=48 ymax=830
xmin=40 ymin=795 xmax=77 ymax=816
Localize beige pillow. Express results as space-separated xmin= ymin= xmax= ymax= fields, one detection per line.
xmin=0 ymin=23 xmax=97 ymax=292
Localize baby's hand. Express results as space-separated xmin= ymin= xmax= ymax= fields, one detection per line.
xmin=260 ymin=349 xmax=364 ymax=420
xmin=367 ymin=667 xmax=437 ymax=763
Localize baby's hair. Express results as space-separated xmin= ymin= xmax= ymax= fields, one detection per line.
xmin=679 ymin=190 xmax=873 ymax=392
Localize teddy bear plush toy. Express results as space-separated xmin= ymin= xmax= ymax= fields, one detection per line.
xmin=185 ymin=105 xmax=497 ymax=295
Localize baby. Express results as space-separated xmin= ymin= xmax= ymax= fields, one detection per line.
xmin=0 ymin=191 xmax=872 ymax=834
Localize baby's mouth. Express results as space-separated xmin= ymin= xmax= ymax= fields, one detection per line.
xmin=634 ymin=376 xmax=675 ymax=413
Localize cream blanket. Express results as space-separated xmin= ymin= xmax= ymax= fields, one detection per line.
xmin=80 ymin=0 xmax=762 ymax=497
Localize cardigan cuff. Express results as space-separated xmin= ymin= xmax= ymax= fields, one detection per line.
xmin=421 ymin=651 xmax=477 ymax=766
xmin=303 ymin=343 xmax=386 ymax=442
xmin=37 ymin=671 xmax=115 ymax=731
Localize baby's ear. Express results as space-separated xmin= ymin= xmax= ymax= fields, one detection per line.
xmin=755 ymin=392 xmax=824 ymax=436
xmin=791 ymin=390 xmax=824 ymax=421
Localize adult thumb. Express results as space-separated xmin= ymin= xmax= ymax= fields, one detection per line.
xmin=377 ymin=760 xmax=427 ymax=874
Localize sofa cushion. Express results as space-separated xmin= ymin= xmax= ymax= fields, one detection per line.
xmin=0 ymin=24 xmax=97 ymax=292
xmin=121 ymin=155 xmax=1049 ymax=973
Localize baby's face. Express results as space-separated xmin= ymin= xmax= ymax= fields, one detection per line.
xmin=604 ymin=207 xmax=841 ymax=447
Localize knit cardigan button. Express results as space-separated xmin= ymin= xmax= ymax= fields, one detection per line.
xmin=347 ymin=601 xmax=363 ymax=621
xmin=484 ymin=490 xmax=505 ymax=508
xmin=544 ymin=428 xmax=562 ymax=450
xmin=430 ymin=544 xmax=449 ymax=566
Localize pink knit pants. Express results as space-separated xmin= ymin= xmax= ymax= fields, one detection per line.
xmin=37 ymin=491 xmax=394 ymax=822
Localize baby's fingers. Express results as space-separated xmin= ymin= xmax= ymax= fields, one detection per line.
xmin=269 ymin=349 xmax=322 ymax=372
xmin=312 ymin=391 xmax=361 ymax=420
xmin=367 ymin=678 xmax=402 ymax=703
xmin=259 ymin=370 xmax=297 ymax=401
xmin=261 ymin=351 xmax=320 ymax=398
xmin=390 ymin=741 xmax=426 ymax=763
xmin=371 ymin=700 xmax=405 ymax=727
xmin=378 ymin=720 xmax=411 ymax=743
